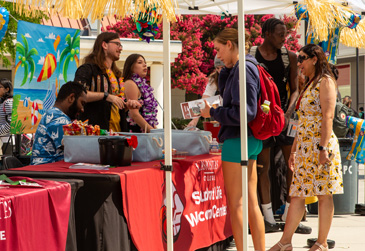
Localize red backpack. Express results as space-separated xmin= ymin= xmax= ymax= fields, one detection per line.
xmin=247 ymin=59 xmax=285 ymax=140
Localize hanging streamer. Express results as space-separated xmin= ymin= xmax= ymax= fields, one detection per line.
xmin=346 ymin=116 xmax=365 ymax=164
xmin=295 ymin=2 xmax=363 ymax=64
xmin=0 ymin=7 xmax=9 ymax=42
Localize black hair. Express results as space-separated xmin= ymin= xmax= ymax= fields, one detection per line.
xmin=329 ymin=64 xmax=339 ymax=80
xmin=299 ymin=44 xmax=334 ymax=89
xmin=360 ymin=107 xmax=364 ymax=112
xmin=56 ymin=81 xmax=87 ymax=103
xmin=262 ymin=18 xmax=285 ymax=38
xmin=0 ymin=78 xmax=13 ymax=102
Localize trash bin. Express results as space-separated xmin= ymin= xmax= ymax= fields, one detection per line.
xmin=307 ymin=138 xmax=358 ymax=215
xmin=333 ymin=138 xmax=358 ymax=214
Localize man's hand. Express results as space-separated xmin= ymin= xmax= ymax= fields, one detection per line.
xmin=126 ymin=100 xmax=142 ymax=110
xmin=106 ymin=94 xmax=126 ymax=109
xmin=283 ymin=112 xmax=290 ymax=131
xmin=200 ymin=100 xmax=211 ymax=118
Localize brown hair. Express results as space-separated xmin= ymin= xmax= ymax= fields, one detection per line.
xmin=299 ymin=44 xmax=335 ymax=89
xmin=83 ymin=32 xmax=122 ymax=78
xmin=214 ymin=28 xmax=251 ymax=53
xmin=122 ymin=54 xmax=146 ymax=81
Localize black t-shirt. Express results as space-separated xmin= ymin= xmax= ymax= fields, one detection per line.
xmin=74 ymin=63 xmax=128 ymax=131
xmin=255 ymin=49 xmax=289 ymax=111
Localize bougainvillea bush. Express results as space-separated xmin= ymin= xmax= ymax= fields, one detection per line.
xmin=105 ymin=14 xmax=301 ymax=95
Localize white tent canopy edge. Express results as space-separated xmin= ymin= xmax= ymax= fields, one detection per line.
xmin=164 ymin=1 xmax=365 ymax=251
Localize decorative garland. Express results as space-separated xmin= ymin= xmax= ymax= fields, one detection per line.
xmin=295 ymin=1 xmax=364 ymax=63
xmin=127 ymin=73 xmax=158 ymax=129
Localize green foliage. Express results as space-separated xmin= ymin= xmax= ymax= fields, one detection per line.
xmin=0 ymin=3 xmax=48 ymax=68
xmin=10 ymin=94 xmax=25 ymax=134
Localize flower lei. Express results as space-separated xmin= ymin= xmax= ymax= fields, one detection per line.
xmin=127 ymin=73 xmax=158 ymax=128
xmin=105 ymin=68 xmax=125 ymax=98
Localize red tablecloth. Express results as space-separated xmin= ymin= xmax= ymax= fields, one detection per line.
xmin=0 ymin=177 xmax=71 ymax=251
xmin=12 ymin=154 xmax=232 ymax=251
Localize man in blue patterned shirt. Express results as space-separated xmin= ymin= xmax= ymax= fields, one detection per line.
xmin=31 ymin=81 xmax=87 ymax=165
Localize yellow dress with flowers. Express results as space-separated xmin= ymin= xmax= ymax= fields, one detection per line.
xmin=290 ymin=78 xmax=343 ymax=197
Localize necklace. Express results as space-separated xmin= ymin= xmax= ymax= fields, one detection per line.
xmin=127 ymin=73 xmax=158 ymax=128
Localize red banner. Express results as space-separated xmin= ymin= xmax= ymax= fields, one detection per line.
xmin=13 ymin=155 xmax=232 ymax=250
xmin=0 ymin=178 xmax=71 ymax=251
xmin=120 ymin=155 xmax=232 ymax=251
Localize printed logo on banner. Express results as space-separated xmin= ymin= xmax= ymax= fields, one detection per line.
xmin=0 ymin=199 xmax=13 ymax=241
xmin=160 ymin=181 xmax=184 ymax=243
xmin=184 ymin=159 xmax=228 ymax=228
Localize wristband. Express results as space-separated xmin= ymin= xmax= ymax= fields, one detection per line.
xmin=103 ymin=91 xmax=109 ymax=101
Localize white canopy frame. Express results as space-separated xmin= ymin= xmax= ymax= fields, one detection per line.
xmin=9 ymin=0 xmax=365 ymax=250
xmin=162 ymin=1 xmax=365 ymax=251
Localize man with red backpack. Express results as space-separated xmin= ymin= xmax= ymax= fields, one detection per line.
xmin=250 ymin=18 xmax=311 ymax=234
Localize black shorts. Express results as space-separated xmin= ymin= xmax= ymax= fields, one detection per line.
xmin=262 ymin=128 xmax=294 ymax=148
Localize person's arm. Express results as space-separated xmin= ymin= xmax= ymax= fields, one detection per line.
xmin=319 ymin=77 xmax=337 ymax=165
xmin=201 ymin=63 xmax=259 ymax=125
xmin=74 ymin=65 xmax=126 ymax=110
xmin=187 ymin=94 xmax=212 ymax=128
xmin=0 ymin=99 xmax=12 ymax=136
xmin=284 ymin=51 xmax=299 ymax=128
xmin=124 ymin=79 xmax=154 ymax=133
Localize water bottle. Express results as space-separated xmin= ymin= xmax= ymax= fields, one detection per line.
xmin=261 ymin=100 xmax=270 ymax=114
xmin=210 ymin=138 xmax=219 ymax=153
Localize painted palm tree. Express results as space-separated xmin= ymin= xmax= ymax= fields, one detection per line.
xmin=59 ymin=29 xmax=80 ymax=82
xmin=15 ymin=34 xmax=38 ymax=86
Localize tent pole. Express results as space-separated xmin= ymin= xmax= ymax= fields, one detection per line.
xmin=163 ymin=14 xmax=174 ymax=251
xmin=237 ymin=1 xmax=249 ymax=251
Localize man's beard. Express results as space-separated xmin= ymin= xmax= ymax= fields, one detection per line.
xmin=67 ymin=100 xmax=79 ymax=120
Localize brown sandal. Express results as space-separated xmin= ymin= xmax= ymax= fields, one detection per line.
xmin=311 ymin=242 xmax=328 ymax=251
xmin=270 ymin=241 xmax=293 ymax=251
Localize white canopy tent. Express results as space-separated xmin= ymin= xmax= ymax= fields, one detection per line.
xmin=8 ymin=0 xmax=365 ymax=250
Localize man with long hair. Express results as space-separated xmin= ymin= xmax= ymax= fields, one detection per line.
xmin=74 ymin=32 xmax=140 ymax=131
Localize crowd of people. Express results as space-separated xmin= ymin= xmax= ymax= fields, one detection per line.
xmin=2 ymin=17 xmax=362 ymax=251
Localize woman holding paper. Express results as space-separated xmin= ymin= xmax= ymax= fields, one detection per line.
xmin=187 ymin=55 xmax=224 ymax=128
xmin=269 ymin=44 xmax=343 ymax=251
xmin=123 ymin=54 xmax=158 ymax=133
xmin=201 ymin=28 xmax=264 ymax=251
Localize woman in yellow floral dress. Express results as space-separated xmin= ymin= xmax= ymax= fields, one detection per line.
xmin=269 ymin=44 xmax=343 ymax=251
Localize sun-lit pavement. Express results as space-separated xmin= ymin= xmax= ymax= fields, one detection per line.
xmin=226 ymin=164 xmax=365 ymax=251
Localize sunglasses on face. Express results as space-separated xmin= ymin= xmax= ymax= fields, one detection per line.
xmin=297 ymin=55 xmax=311 ymax=63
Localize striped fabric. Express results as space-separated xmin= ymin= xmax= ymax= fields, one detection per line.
xmin=0 ymin=98 xmax=13 ymax=136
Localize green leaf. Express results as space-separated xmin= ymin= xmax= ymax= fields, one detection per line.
xmin=63 ymin=54 xmax=73 ymax=82
xmin=16 ymin=43 xmax=25 ymax=56
xmin=21 ymin=34 xmax=29 ymax=55
xmin=72 ymin=36 xmax=80 ymax=48
xmin=28 ymin=58 xmax=36 ymax=83
xmin=65 ymin=34 xmax=72 ymax=46
xmin=27 ymin=48 xmax=38 ymax=57
xmin=72 ymin=30 xmax=80 ymax=46
xmin=21 ymin=63 xmax=29 ymax=86
xmin=59 ymin=47 xmax=71 ymax=65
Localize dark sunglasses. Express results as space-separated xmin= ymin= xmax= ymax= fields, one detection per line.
xmin=298 ymin=55 xmax=311 ymax=63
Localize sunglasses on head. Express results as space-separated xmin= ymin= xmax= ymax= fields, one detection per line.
xmin=297 ymin=55 xmax=311 ymax=63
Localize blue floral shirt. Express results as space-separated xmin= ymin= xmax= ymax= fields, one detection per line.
xmin=30 ymin=107 xmax=71 ymax=165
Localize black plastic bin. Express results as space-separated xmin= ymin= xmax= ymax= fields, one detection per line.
xmin=98 ymin=137 xmax=132 ymax=166
xmin=333 ymin=138 xmax=358 ymax=214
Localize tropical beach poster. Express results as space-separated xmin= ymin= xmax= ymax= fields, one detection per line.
xmin=11 ymin=20 xmax=80 ymax=134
